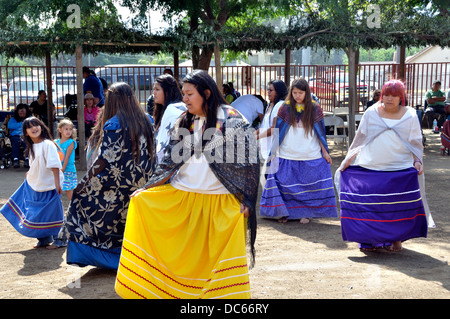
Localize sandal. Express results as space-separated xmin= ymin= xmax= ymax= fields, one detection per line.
xmin=278 ymin=217 xmax=288 ymax=223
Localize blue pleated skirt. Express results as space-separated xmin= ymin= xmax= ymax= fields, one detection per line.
xmin=0 ymin=180 xmax=64 ymax=238
xmin=260 ymin=157 xmax=338 ymax=219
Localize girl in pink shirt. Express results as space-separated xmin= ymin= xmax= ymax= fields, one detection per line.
xmin=84 ymin=93 xmax=101 ymax=139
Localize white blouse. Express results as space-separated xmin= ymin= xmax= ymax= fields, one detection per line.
xmin=170 ymin=116 xmax=229 ymax=194
xmin=26 ymin=139 xmax=64 ymax=192
xmin=277 ymin=124 xmax=322 ymax=161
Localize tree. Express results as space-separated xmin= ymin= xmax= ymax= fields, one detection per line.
xmin=121 ymin=0 xmax=292 ymax=70
xmin=0 ymin=0 xmax=166 ymax=58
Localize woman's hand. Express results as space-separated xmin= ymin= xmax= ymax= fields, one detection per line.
xmin=414 ymin=161 xmax=423 ymax=175
xmin=340 ymin=154 xmax=357 ymax=172
xmin=323 ymin=151 xmax=332 ymax=164
xmin=240 ymin=204 xmax=250 ymax=218
xmin=131 ymin=188 xmax=145 ymax=198
xmin=340 ymin=160 xmax=351 ymax=172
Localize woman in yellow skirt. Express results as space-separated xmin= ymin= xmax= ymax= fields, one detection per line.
xmin=115 ymin=70 xmax=260 ymax=299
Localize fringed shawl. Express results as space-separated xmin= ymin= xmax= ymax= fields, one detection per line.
xmin=143 ymin=104 xmax=260 ymax=265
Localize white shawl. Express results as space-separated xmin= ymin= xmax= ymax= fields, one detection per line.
xmin=335 ymin=105 xmax=435 ymax=228
xmin=155 ymin=101 xmax=187 ymax=163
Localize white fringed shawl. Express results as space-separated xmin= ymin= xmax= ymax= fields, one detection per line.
xmin=335 ymin=104 xmax=435 ymax=228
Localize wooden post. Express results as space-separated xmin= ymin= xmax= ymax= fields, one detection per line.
xmin=398 ymin=46 xmax=406 ymax=81
xmin=214 ymin=45 xmax=223 ymax=91
xmin=75 ymin=45 xmax=86 ymax=171
xmin=174 ymin=50 xmax=180 ymax=82
xmin=346 ymin=45 xmax=359 ymax=144
xmin=284 ymin=48 xmax=291 ymax=86
xmin=45 ymin=52 xmax=54 ymax=136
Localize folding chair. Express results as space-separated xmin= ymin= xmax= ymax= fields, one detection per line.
xmin=324 ymin=116 xmax=348 ymax=155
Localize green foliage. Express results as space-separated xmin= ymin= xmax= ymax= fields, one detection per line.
xmin=0 ymin=0 xmax=448 ymax=63
xmin=0 ymin=0 xmax=168 ymax=58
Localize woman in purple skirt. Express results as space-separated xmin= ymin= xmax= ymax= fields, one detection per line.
xmin=336 ymin=80 xmax=433 ymax=252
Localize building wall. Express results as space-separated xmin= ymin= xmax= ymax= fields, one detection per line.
xmin=408 ymin=46 xmax=450 ymax=63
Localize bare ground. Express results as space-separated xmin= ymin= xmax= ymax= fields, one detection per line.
xmin=0 ymin=129 xmax=448 ymax=299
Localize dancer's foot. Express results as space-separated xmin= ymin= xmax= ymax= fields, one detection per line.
xmin=360 ymin=247 xmax=377 ymax=252
xmin=387 ymin=241 xmax=403 ymax=252
xmin=278 ymin=217 xmax=288 ymax=223
xmin=299 ymin=218 xmax=310 ymax=224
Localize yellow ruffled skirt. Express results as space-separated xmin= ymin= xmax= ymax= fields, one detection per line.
xmin=115 ymin=184 xmax=251 ymax=299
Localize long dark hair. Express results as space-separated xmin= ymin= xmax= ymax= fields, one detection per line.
xmin=287 ymin=78 xmax=315 ymax=135
xmin=22 ymin=117 xmax=58 ymax=159
xmin=101 ymin=82 xmax=154 ymax=162
xmin=13 ymin=103 xmax=32 ymax=122
xmin=153 ymin=74 xmax=183 ymax=130
xmin=179 ymin=70 xmax=227 ymax=135
xmin=268 ymin=79 xmax=288 ymax=105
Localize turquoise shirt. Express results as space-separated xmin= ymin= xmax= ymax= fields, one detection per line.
xmin=55 ymin=138 xmax=77 ymax=172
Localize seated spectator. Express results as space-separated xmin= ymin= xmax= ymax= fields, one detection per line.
xmin=366 ymin=89 xmax=381 ymax=110
xmin=7 ymin=103 xmax=32 ymax=168
xmin=228 ymin=82 xmax=241 ymax=99
xmin=222 ymin=84 xmax=236 ymax=104
xmin=424 ymin=80 xmax=447 ymax=130
xmin=30 ymin=90 xmax=54 ymax=126
xmin=83 ymin=93 xmax=101 ymax=139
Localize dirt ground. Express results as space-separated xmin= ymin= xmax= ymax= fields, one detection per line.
xmin=0 ymin=128 xmax=448 ymax=300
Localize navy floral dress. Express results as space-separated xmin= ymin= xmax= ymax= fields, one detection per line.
xmin=63 ymin=115 xmax=155 ymax=253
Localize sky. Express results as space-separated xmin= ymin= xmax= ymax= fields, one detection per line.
xmin=114 ymin=2 xmax=172 ymax=33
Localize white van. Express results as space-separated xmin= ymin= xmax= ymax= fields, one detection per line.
xmin=8 ymin=77 xmax=48 ymax=107
xmin=51 ymin=73 xmax=77 ymax=105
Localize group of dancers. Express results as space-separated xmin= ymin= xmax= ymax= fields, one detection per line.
xmin=0 ymin=70 xmax=434 ymax=299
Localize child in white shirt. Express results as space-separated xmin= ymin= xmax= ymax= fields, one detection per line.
xmin=0 ymin=117 xmax=64 ymax=248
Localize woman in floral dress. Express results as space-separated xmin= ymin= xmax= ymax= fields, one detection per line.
xmin=62 ymin=82 xmax=156 ymax=269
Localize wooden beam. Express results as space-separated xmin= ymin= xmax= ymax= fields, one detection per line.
xmin=284 ymin=48 xmax=291 ymax=86
xmin=174 ymin=50 xmax=180 ymax=82
xmin=6 ymin=41 xmax=162 ymax=47
xmin=398 ymin=46 xmax=406 ymax=81
xmin=75 ymin=45 xmax=86 ymax=171
xmin=45 ymin=52 xmax=54 ymax=136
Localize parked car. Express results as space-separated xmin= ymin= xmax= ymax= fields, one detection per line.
xmin=309 ymin=71 xmax=369 ymax=108
xmin=8 ymin=77 xmax=49 ymax=107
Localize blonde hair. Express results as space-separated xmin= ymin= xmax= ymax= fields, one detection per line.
xmin=57 ymin=118 xmax=77 ymax=140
